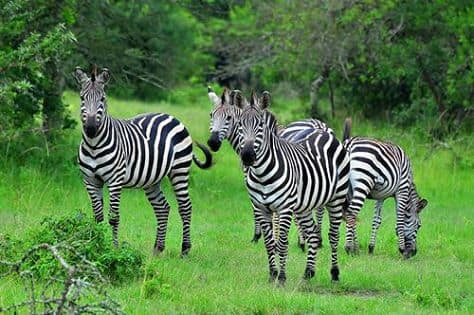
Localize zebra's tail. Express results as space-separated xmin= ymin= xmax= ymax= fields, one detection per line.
xmin=193 ymin=142 xmax=213 ymax=169
xmin=342 ymin=117 xmax=352 ymax=141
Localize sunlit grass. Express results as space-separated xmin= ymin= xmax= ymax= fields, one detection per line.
xmin=0 ymin=88 xmax=472 ymax=313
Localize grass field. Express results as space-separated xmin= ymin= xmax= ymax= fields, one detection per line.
xmin=0 ymin=88 xmax=473 ymax=314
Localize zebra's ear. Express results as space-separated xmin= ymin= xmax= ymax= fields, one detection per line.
xmin=249 ymin=91 xmax=258 ymax=108
xmin=221 ymin=87 xmax=230 ymax=105
xmin=208 ymin=86 xmax=220 ymax=106
xmin=73 ymin=67 xmax=89 ymax=85
xmin=261 ymin=91 xmax=271 ymax=110
xmin=417 ymin=199 xmax=428 ymax=212
xmin=234 ymin=90 xmax=248 ymax=110
xmin=97 ymin=68 xmax=111 ymax=85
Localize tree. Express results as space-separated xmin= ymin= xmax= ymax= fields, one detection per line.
xmin=0 ymin=0 xmax=77 ymax=142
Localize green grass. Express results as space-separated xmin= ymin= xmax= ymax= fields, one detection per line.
xmin=0 ymin=88 xmax=473 ymax=314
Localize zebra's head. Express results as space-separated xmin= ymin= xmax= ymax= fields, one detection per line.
xmin=207 ymin=87 xmax=240 ymax=152
xmin=403 ymin=184 xmax=428 ymax=258
xmin=236 ymin=91 xmax=274 ymax=167
xmin=73 ymin=67 xmax=111 ymax=138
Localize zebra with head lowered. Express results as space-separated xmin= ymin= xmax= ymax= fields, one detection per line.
xmin=235 ymin=91 xmax=349 ymax=284
xmin=342 ymin=120 xmax=427 ymax=258
xmin=207 ymin=87 xmax=330 ymax=249
xmin=73 ymin=67 xmax=212 ymax=255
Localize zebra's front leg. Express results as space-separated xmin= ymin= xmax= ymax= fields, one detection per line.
xmin=315 ymin=207 xmax=324 ymax=249
xmin=368 ymin=200 xmax=384 ymax=254
xmin=395 ymin=193 xmax=408 ymax=257
xmin=169 ymin=169 xmax=193 ymax=256
xmin=145 ymin=185 xmax=170 ymax=254
xmin=276 ymin=210 xmax=292 ymax=285
xmin=84 ymin=180 xmax=104 ymax=223
xmin=251 ymin=204 xmax=262 ymax=243
xmin=108 ymin=184 xmax=122 ymax=247
xmin=255 ymin=207 xmax=277 ymax=283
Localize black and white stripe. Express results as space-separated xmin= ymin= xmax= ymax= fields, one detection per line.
xmin=206 ymin=88 xmax=329 ymax=249
xmin=235 ymin=91 xmax=350 ymax=284
xmin=342 ymin=120 xmax=427 ymax=258
xmin=73 ymin=67 xmax=212 ymax=255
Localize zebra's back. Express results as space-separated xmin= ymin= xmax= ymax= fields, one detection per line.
xmin=344 ymin=136 xmax=408 ymax=199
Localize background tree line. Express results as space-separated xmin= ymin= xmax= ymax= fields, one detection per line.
xmin=1 ymin=0 xmax=472 ymax=145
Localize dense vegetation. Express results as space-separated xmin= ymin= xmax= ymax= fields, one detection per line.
xmin=0 ymin=0 xmax=472 ymax=146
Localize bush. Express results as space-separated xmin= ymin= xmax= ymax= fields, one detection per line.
xmin=0 ymin=211 xmax=144 ymax=283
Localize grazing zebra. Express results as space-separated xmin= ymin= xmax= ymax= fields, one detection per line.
xmin=73 ymin=67 xmax=212 ymax=255
xmin=343 ymin=119 xmax=427 ymax=258
xmin=207 ymin=87 xmax=328 ymax=249
xmin=235 ymin=91 xmax=350 ymax=284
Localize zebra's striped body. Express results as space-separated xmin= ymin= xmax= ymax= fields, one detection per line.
xmin=74 ymin=67 xmax=212 ymax=255
xmin=236 ymin=92 xmax=350 ymax=284
xmin=343 ymin=130 xmax=427 ymax=258
xmin=207 ymin=88 xmax=328 ymax=248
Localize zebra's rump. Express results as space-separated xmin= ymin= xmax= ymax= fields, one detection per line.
xmin=344 ymin=137 xmax=407 ymax=199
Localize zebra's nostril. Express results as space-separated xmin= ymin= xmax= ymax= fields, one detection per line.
xmin=207 ymin=132 xmax=221 ymax=152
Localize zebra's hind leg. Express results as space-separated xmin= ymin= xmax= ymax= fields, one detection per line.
xmin=295 ymin=211 xmax=319 ymax=280
xmin=276 ymin=210 xmax=292 ymax=285
xmin=293 ymin=214 xmax=306 ymax=252
xmin=255 ymin=206 xmax=277 ymax=283
xmin=326 ymin=201 xmax=344 ymax=282
xmin=84 ymin=179 xmax=104 ymax=223
xmin=145 ymin=184 xmax=170 ymax=254
xmin=315 ymin=207 xmax=324 ymax=249
xmin=251 ymin=204 xmax=262 ymax=243
xmin=108 ymin=184 xmax=123 ymax=247
xmin=169 ymin=168 xmax=193 ymax=256
xmin=344 ymin=187 xmax=371 ymax=255
xmin=368 ymin=200 xmax=384 ymax=254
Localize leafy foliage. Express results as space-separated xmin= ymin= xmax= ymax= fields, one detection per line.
xmin=0 ymin=211 xmax=144 ymax=283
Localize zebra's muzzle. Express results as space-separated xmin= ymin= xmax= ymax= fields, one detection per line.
xmin=84 ymin=116 xmax=99 ymax=138
xmin=241 ymin=143 xmax=256 ymax=167
xmin=207 ymin=132 xmax=222 ymax=152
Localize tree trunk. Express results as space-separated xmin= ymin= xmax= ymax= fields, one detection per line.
xmin=42 ymin=61 xmax=65 ymax=136
xmin=328 ymin=77 xmax=335 ymax=119
xmin=309 ymin=66 xmax=330 ymax=118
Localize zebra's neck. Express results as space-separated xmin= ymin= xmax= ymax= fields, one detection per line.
xmin=82 ymin=114 xmax=114 ymax=149
xmin=248 ymin=127 xmax=282 ymax=178
xmin=227 ymin=107 xmax=243 ymax=153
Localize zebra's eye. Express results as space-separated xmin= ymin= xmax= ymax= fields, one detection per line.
xmin=226 ymin=115 xmax=232 ymax=120
xmin=100 ymin=97 xmax=105 ymax=102
xmin=80 ymin=96 xmax=84 ymax=101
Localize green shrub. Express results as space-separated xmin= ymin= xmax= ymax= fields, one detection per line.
xmin=0 ymin=211 xmax=143 ymax=283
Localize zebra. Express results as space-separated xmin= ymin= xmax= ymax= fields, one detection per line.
xmin=207 ymin=87 xmax=329 ymax=249
xmin=342 ymin=119 xmax=427 ymax=258
xmin=235 ymin=91 xmax=350 ymax=284
xmin=73 ymin=67 xmax=212 ymax=256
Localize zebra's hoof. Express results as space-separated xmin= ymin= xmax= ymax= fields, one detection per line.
xmin=181 ymin=242 xmax=191 ymax=257
xmin=330 ymin=266 xmax=339 ymax=281
xmin=298 ymin=242 xmax=306 ymax=252
xmin=251 ymin=234 xmax=261 ymax=243
xmin=268 ymin=269 xmax=278 ymax=283
xmin=277 ymin=273 xmax=286 ymax=286
xmin=345 ymin=244 xmax=359 ymax=255
xmin=368 ymin=244 xmax=375 ymax=254
xmin=153 ymin=244 xmax=165 ymax=255
xmin=303 ymin=268 xmax=315 ymax=280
